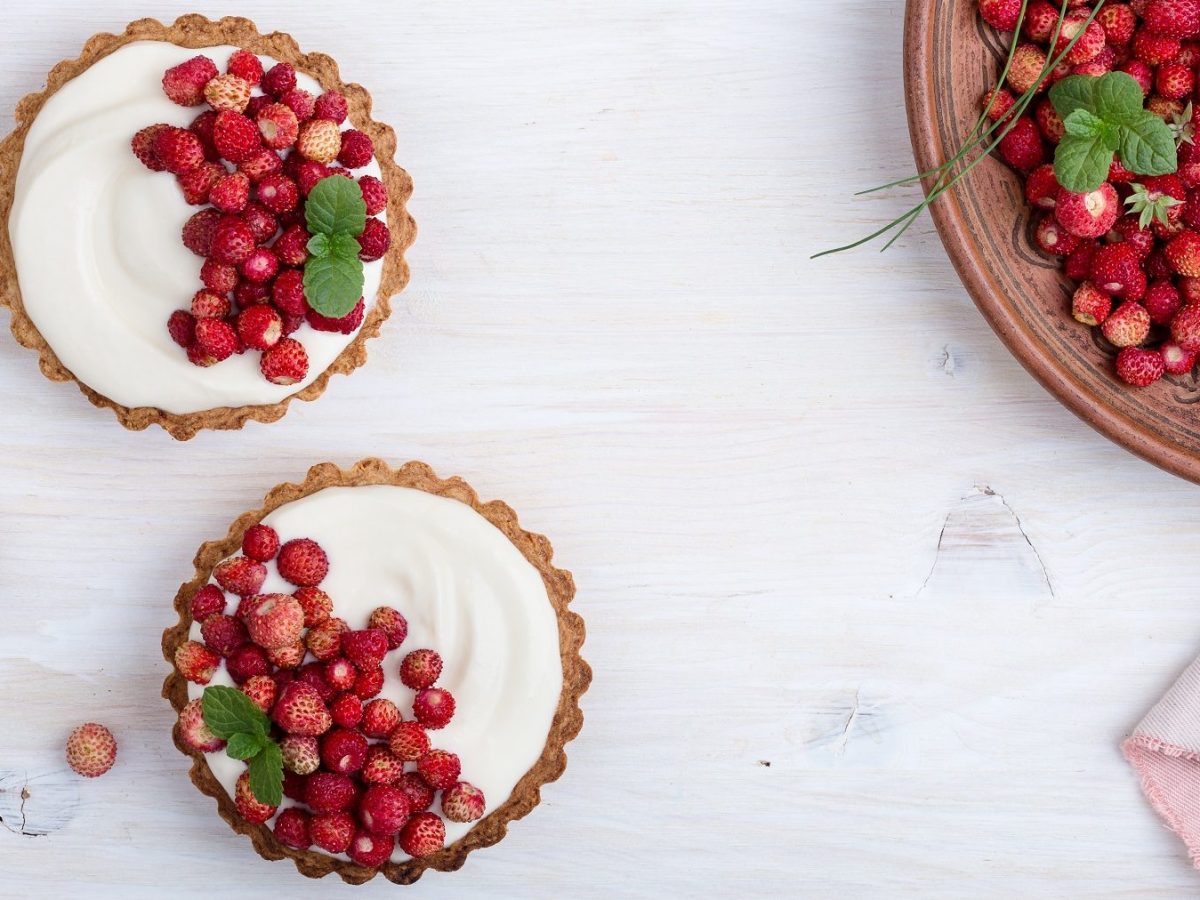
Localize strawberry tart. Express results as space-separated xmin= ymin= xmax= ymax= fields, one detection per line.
xmin=161 ymin=459 xmax=590 ymax=883
xmin=0 ymin=16 xmax=414 ymax=439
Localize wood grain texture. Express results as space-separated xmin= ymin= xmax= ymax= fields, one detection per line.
xmin=0 ymin=0 xmax=1196 ymax=896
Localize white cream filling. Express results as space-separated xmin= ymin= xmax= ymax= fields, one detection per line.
xmin=10 ymin=41 xmax=385 ymax=414
xmin=186 ymin=485 xmax=563 ymax=862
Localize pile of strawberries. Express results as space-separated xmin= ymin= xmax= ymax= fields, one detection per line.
xmin=131 ymin=50 xmax=392 ymax=385
xmin=981 ymin=0 xmax=1200 ymax=386
xmin=174 ymin=524 xmax=483 ymax=866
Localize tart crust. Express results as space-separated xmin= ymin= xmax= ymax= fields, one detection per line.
xmin=161 ymin=458 xmax=591 ymax=884
xmin=0 ymin=16 xmax=416 ymax=440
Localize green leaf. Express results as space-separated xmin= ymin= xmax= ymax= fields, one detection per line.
xmin=328 ymin=233 xmax=362 ymax=260
xmin=1093 ymin=72 xmax=1146 ymax=121
xmin=1050 ymin=75 xmax=1098 ymax=120
xmin=307 ymin=232 xmax=331 ymax=258
xmin=1117 ymin=111 xmax=1179 ymax=176
xmin=1063 ymin=108 xmax=1106 ymax=139
xmin=201 ymin=685 xmax=270 ymax=740
xmin=248 ymin=742 xmax=283 ymax=807
xmin=1053 ymin=134 xmax=1115 ymax=194
xmin=225 ymin=732 xmax=266 ymax=760
xmin=303 ymin=253 xmax=364 ymax=318
xmin=305 ymin=176 xmax=367 ymax=237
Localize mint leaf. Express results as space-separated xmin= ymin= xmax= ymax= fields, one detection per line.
xmin=307 ymin=232 xmax=331 ymax=258
xmin=1063 ymin=108 xmax=1106 ymax=139
xmin=248 ymin=742 xmax=283 ymax=807
xmin=305 ymin=176 xmax=366 ymax=237
xmin=1050 ymin=75 xmax=1098 ymax=120
xmin=226 ymin=732 xmax=267 ymax=760
xmin=304 ymin=253 xmax=364 ymax=318
xmin=327 ymin=233 xmax=362 ymax=260
xmin=201 ymin=685 xmax=270 ymax=740
xmin=1053 ymin=133 xmax=1115 ymax=193
xmin=1117 ymin=111 xmax=1178 ymax=177
xmin=1093 ymin=72 xmax=1146 ymax=121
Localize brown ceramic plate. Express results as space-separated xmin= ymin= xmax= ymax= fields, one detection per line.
xmin=906 ymin=0 xmax=1200 ymax=483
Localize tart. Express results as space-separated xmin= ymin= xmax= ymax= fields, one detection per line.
xmin=0 ymin=16 xmax=415 ymax=439
xmin=161 ymin=459 xmax=590 ymax=883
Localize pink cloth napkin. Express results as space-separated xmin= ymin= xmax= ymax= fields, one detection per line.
xmin=1124 ymin=657 xmax=1200 ymax=866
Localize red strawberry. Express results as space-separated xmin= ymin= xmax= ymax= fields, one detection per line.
xmin=191 ymin=289 xmax=231 ymax=319
xmin=1119 ymin=58 xmax=1154 ymax=94
xmin=280 ymin=88 xmax=317 ymax=122
xmin=162 ymin=55 xmax=218 ymax=106
xmin=244 ymin=593 xmax=305 ymax=649
xmin=1144 ymin=0 xmax=1200 ymax=37
xmin=1089 ymin=243 xmax=1146 ymax=298
xmin=235 ymin=280 xmax=270 ymax=307
xmin=388 ymin=721 xmax=430 ymax=762
xmin=241 ymin=202 xmax=279 ymax=244
xmin=367 ymin=606 xmax=408 ymax=649
xmin=321 ymin=728 xmax=370 ymax=775
xmin=297 ymin=661 xmax=337 ymax=701
xmin=241 ymin=247 xmax=280 ymax=283
xmin=441 ymin=782 xmax=485 ymax=823
xmin=979 ymin=0 xmax=1022 ymax=31
xmin=1098 ymin=4 xmax=1137 ymax=44
xmin=1053 ymin=11 xmax=1106 ymax=64
xmin=235 ymin=770 xmax=277 ymax=825
xmin=1157 ymin=62 xmax=1195 ymax=99
xmin=256 ymin=173 xmax=300 ymax=214
xmin=311 ymin=811 xmax=355 ymax=854
xmin=1022 ymin=0 xmax=1061 ymax=42
xmin=1033 ymin=214 xmax=1079 ymax=256
xmin=189 ymin=110 xmax=220 ymax=160
xmin=1172 ymin=302 xmax=1200 ymax=350
xmin=1101 ymin=300 xmax=1151 ymax=347
xmin=307 ymin=299 xmax=367 ymax=334
xmin=358 ymin=218 xmax=391 ymax=261
xmin=294 ymin=586 xmax=333 ymax=627
xmin=348 ymin=829 xmax=395 ymax=867
xmin=359 ymin=784 xmax=411 ymax=835
xmin=1144 ymin=279 xmax=1182 ymax=324
xmin=201 ymin=613 xmax=248 ymax=657
xmin=273 ymin=682 xmax=333 ymax=736
xmin=1071 ymin=45 xmax=1115 ymax=78
xmin=65 ymin=723 xmax=117 ymax=778
xmin=273 ymin=807 xmax=311 ymax=850
xmin=154 ymin=127 xmax=205 ymax=174
xmin=182 ymin=208 xmax=221 ymax=256
xmin=362 ymin=699 xmax=402 ymax=738
xmin=304 ymin=771 xmax=357 ymax=813
xmin=358 ymin=175 xmax=388 ymax=215
xmin=213 ymin=110 xmax=263 ymax=163
xmin=1065 ymin=241 xmax=1099 ymax=281
xmin=362 ymin=745 xmax=406 ymax=785
xmin=417 ymin=749 xmax=461 ymax=791
xmin=131 ymin=124 xmax=169 ymax=171
xmin=413 ymin=688 xmax=456 ymax=730
xmin=1007 ymin=45 xmax=1048 ymax=95
xmin=168 ymin=309 xmax=197 ymax=348
xmin=210 ymin=215 xmax=256 ymax=265
xmin=209 ymin=172 xmax=250 ymax=213
xmin=326 ymin=657 xmax=359 ymax=692
xmin=1025 ymin=165 xmax=1059 ymax=210
xmin=200 ymin=259 xmax=238 ymax=294
xmin=1115 ymin=346 xmax=1166 ymax=386
xmin=236 ymin=305 xmax=283 ymax=351
xmin=305 ymin=617 xmax=348 ymax=661
xmin=262 ymin=62 xmax=297 ymax=98
xmin=281 ymin=734 xmax=320 ymax=775
xmin=1167 ymin=230 xmax=1200 ymax=275
xmin=178 ymin=698 xmax=225 ymax=753
xmin=1181 ymin=276 xmax=1200 ymax=303
xmin=191 ymin=583 xmax=227 ymax=621
xmin=257 ymin=103 xmax=299 ymax=150
xmin=398 ymin=812 xmax=445 ymax=857
xmin=241 ymin=674 xmax=278 ymax=713
xmin=399 ymin=649 xmax=443 ymax=690
xmin=227 ymin=49 xmax=263 ymax=85
xmin=1133 ymin=29 xmax=1181 ymax=64
xmin=342 ymin=629 xmax=388 ymax=669
xmin=314 ymin=91 xmax=349 ymax=124
xmin=1071 ymin=282 xmax=1113 ymax=326
xmin=998 ymin=116 xmax=1045 ymax=171
xmin=238 ymin=148 xmax=283 ymax=183
xmin=269 ymin=641 xmax=306 ymax=670
xmin=337 ymin=130 xmax=374 ymax=168
xmin=214 ymin=556 xmax=267 ymax=596
xmin=273 ymin=225 xmax=310 ymax=267
xmin=226 ymin=643 xmax=271 ymax=684
xmin=277 ymin=538 xmax=329 ymax=586
xmin=178 ymin=161 xmax=225 ymax=205
xmin=1162 ymin=339 xmax=1199 ymax=374
xmin=330 ymin=691 xmax=364 ymax=729
xmin=175 ymin=640 xmax=219 ymax=684
xmin=1056 ymin=183 xmax=1120 ymax=238
xmin=271 ymin=268 xmax=308 ymax=314
xmin=1110 ymin=217 xmax=1155 ymax=258
xmin=242 ymin=523 xmax=280 ymax=562
xmin=397 ymin=772 xmax=435 ymax=812
xmin=354 ymin=666 xmax=386 ymax=700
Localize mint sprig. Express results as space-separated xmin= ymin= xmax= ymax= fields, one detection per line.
xmin=201 ymin=685 xmax=282 ymax=807
xmin=303 ymin=176 xmax=367 ymax=318
xmin=1050 ymin=72 xmax=1177 ymax=193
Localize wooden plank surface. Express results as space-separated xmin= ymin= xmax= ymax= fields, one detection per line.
xmin=1 ymin=0 xmax=1197 ymax=895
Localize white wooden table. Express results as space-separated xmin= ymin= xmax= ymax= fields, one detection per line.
xmin=2 ymin=1 xmax=1197 ymax=895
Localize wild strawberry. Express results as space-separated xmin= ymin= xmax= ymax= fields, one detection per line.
xmin=1052 ymin=11 xmax=1106 ymax=64
xmin=313 ymin=90 xmax=349 ymax=123
xmin=362 ymin=699 xmax=402 ymax=738
xmin=162 ymin=55 xmax=218 ymax=106
xmin=1056 ymin=183 xmax=1120 ymax=238
xmin=154 ymin=127 xmax=205 ymax=174
xmin=1169 ymin=230 xmax=1200 ymax=276
xmin=255 ymin=102 xmax=299 ymax=150
xmin=355 ymin=666 xmax=386 ymax=699
xmin=1119 ymin=58 xmax=1154 ymax=94
xmin=362 ymin=745 xmax=406 ymax=784
xmin=198 ymin=260 xmax=236 ymax=296
xmin=1108 ymin=158 xmax=1137 ymax=188
xmin=65 ymin=723 xmax=117 ymax=778
xmin=205 ymin=73 xmax=251 ymax=113
xmin=213 ymin=110 xmax=262 ymax=163
xmin=1144 ymin=280 xmax=1182 ymax=324
xmin=182 ymin=208 xmax=221 ymax=256
xmin=311 ymin=810 xmax=355 ymax=853
xmin=207 ymin=172 xmax=249 ymax=213
xmin=191 ymin=583 xmax=226 ymax=621
xmin=131 ymin=123 xmax=169 ymax=171
xmin=273 ymin=807 xmax=311 ymax=850
xmin=979 ymin=0 xmax=1022 ymax=30
xmin=1115 ymin=346 xmax=1166 ymax=386
xmin=1181 ymin=276 xmax=1200 ymax=303
xmin=1098 ymin=4 xmax=1137 ymax=44
xmin=417 ymin=749 xmax=461 ymax=791
xmin=1101 ymin=300 xmax=1152 ymax=346
xmin=1072 ymin=282 xmax=1113 ymax=326
xmin=241 ymin=202 xmax=279 ymax=244
xmin=177 ymin=161 xmax=224 ymax=205
xmin=1065 ymin=240 xmax=1098 ymax=281
xmin=360 ymin=607 xmax=405 ymax=650
xmin=175 ymin=640 xmax=219 ymax=684
xmin=273 ymin=225 xmax=310 ymax=266
xmin=357 ymin=218 xmax=392 ymax=261
xmin=240 ymin=524 xmax=279 ymax=562
xmin=1110 ymin=217 xmax=1155 ymax=257
xmin=348 ymin=829 xmax=395 ymax=867
xmin=256 ymin=173 xmax=300 ymax=214
xmin=1008 ymin=44 xmax=1048 ymax=95
xmin=168 ymin=309 xmax=197 ymax=348
xmin=280 ymin=88 xmax=316 ymax=121
xmin=321 ymin=728 xmax=369 ymax=775
xmin=226 ymin=643 xmax=271 ymax=684
xmin=389 ymin=721 xmax=430 ymax=761
xmin=1023 ymin=0 xmax=1062 ymax=42
xmin=210 ymin=215 xmax=256 ymax=265
xmin=342 ymin=629 xmax=387 ymax=669
xmin=297 ymin=119 xmax=342 ymax=163
xmin=399 ymin=649 xmax=443 ymax=690
xmin=235 ymin=770 xmax=277 ymax=824
xmin=399 ymin=812 xmax=445 ymax=857
xmin=359 ymin=784 xmax=412 ymax=836
xmin=271 ymin=268 xmax=308 ymax=314
xmin=325 ymin=657 xmax=359 ymax=692
xmin=397 ymin=772 xmax=435 ymax=812
xmin=240 ymin=247 xmax=280 ymax=284
xmin=1147 ymin=96 xmax=1185 ymax=125
xmin=441 ymin=782 xmax=485 ymax=823
xmin=305 ymin=618 xmax=346 ymax=662
xmin=298 ymin=661 xmax=337 ymax=701
xmin=214 ymin=556 xmax=268 ymax=598
xmin=330 ymin=691 xmax=364 ymax=728
xmin=1144 ymin=0 xmax=1200 ymax=36
xmin=288 ymin=586 xmax=330 ymax=628
xmin=999 ymin=116 xmax=1045 ymax=171
xmin=226 ymin=49 xmax=263 ymax=84
xmin=178 ymin=698 xmax=225 ymax=752
xmin=413 ymin=688 xmax=456 ymax=730
xmin=201 ymin=613 xmax=248 ymax=656
xmin=244 ymin=593 xmax=305 ymax=649
xmin=235 ymin=281 xmax=270 ymax=308
xmin=1089 ymin=243 xmax=1146 ymax=298
xmin=281 ymin=734 xmax=320 ymax=774
xmin=305 ymin=771 xmax=357 ymax=813
xmin=1133 ymin=29 xmax=1181 ymax=64
xmin=336 ymin=129 xmax=374 ymax=168
xmin=277 ymin=538 xmax=329 ymax=586
xmin=1033 ymin=215 xmax=1079 ymax=255
xmin=269 ymin=641 xmax=306 ymax=669
xmin=294 ymin=160 xmax=329 ymax=196
xmin=308 ymin=299 xmax=367 ymax=334
xmin=281 ymin=312 xmax=305 ymax=335
xmin=1071 ymin=45 xmax=1116 ymax=78
xmin=238 ymin=148 xmax=283 ymax=183
xmin=262 ymin=62 xmax=297 ymax=98
xmin=1162 ymin=339 xmax=1199 ymax=373
xmin=1033 ymin=99 xmax=1064 ymax=144
xmin=191 ymin=289 xmax=230 ymax=320
xmin=241 ymin=674 xmax=278 ymax=713
xmin=234 ymin=306 xmax=282 ymax=353
xmin=1172 ymin=302 xmax=1200 ymax=350
xmin=189 ymin=109 xmax=220 ymax=159
xmin=273 ymin=682 xmax=333 ymax=736
xmin=1157 ymin=62 xmax=1195 ymax=100
xmin=356 ymin=176 xmax=388 ymax=217
xmin=1025 ymin=165 xmax=1059 ymax=209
